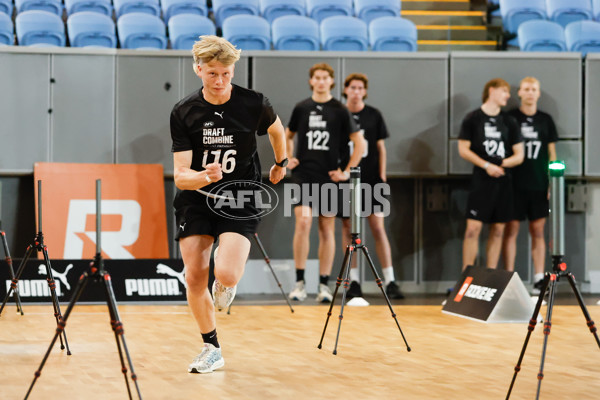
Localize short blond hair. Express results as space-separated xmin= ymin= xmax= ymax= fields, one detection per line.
xmin=519 ymin=76 xmax=540 ymax=89
xmin=192 ymin=35 xmax=241 ymax=66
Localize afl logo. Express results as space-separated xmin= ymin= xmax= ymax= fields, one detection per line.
xmin=206 ymin=180 xmax=279 ymax=220
xmin=204 ymin=121 xmax=214 ymax=127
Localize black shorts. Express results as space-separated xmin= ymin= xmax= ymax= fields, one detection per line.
xmin=336 ymin=179 xmax=389 ymax=218
xmin=512 ymin=189 xmax=549 ymax=221
xmin=466 ymin=175 xmax=513 ymax=224
xmin=174 ymin=203 xmax=259 ymax=241
xmin=290 ymin=175 xmax=337 ymax=217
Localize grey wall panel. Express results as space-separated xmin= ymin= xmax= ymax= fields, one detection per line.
xmin=0 ymin=53 xmax=50 ymax=172
xmin=450 ymin=52 xmax=582 ymax=139
xmin=116 ymin=56 xmax=182 ymax=174
xmin=252 ymin=55 xmax=342 ymax=173
xmin=343 ymin=55 xmax=448 ymax=176
xmin=585 ymin=54 xmax=600 ymax=176
xmin=556 ymin=141 xmax=582 ymax=176
xmin=51 ymin=54 xmax=115 ymax=164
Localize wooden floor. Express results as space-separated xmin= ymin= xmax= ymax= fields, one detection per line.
xmin=1 ymin=303 xmax=599 ymax=399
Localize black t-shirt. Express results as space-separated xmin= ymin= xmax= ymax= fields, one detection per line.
xmin=508 ymin=108 xmax=558 ymax=190
xmin=288 ymin=97 xmax=358 ymax=183
xmin=170 ymin=84 xmax=277 ymax=207
xmin=459 ymin=108 xmax=522 ymax=179
xmin=340 ymin=105 xmax=389 ymax=184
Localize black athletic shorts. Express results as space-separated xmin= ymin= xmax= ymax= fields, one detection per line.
xmin=174 ymin=203 xmax=259 ymax=241
xmin=290 ymin=174 xmax=337 ymax=217
xmin=336 ymin=179 xmax=389 ymax=219
xmin=512 ymin=189 xmax=549 ymax=221
xmin=465 ymin=174 xmax=513 ymax=224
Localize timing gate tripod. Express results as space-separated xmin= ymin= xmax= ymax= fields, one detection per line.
xmin=0 ymin=180 xmax=70 ymax=354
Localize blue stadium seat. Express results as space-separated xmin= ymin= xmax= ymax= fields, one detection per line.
xmin=213 ymin=0 xmax=260 ymax=27
xmin=16 ymin=10 xmax=65 ymax=46
xmin=517 ymin=20 xmax=566 ymax=51
xmin=260 ymin=0 xmax=305 ymax=24
xmin=547 ymin=0 xmax=593 ymax=28
xmin=320 ymin=15 xmax=368 ymax=51
xmin=15 ymin=0 xmax=63 ymax=16
xmin=67 ymin=11 xmax=116 ymax=47
xmin=65 ymin=0 xmax=113 ymax=17
xmin=499 ymin=0 xmax=547 ymax=33
xmin=272 ymin=15 xmax=319 ymax=50
xmin=161 ymin=0 xmax=208 ymax=23
xmin=113 ymin=0 xmax=161 ymax=17
xmin=222 ymin=14 xmax=270 ymax=50
xmin=565 ymin=20 xmax=600 ymax=55
xmin=168 ymin=14 xmax=215 ymax=50
xmin=593 ymin=0 xmax=600 ymax=21
xmin=355 ymin=0 xmax=400 ymax=25
xmin=0 ymin=0 xmax=13 ymax=16
xmin=117 ymin=12 xmax=167 ymax=49
xmin=369 ymin=16 xmax=417 ymax=51
xmin=306 ymin=0 xmax=353 ymax=24
xmin=0 ymin=13 xmax=13 ymax=45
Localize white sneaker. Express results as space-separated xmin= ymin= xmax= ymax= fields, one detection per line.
xmin=188 ymin=343 xmax=224 ymax=373
xmin=212 ymin=278 xmax=236 ymax=312
xmin=288 ymin=281 xmax=307 ymax=301
xmin=316 ymin=283 xmax=333 ymax=303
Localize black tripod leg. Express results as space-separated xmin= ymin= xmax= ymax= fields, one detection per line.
xmin=0 ymin=245 xmax=34 ymax=316
xmin=536 ymin=274 xmax=558 ymax=400
xmin=102 ymin=272 xmax=142 ymax=400
xmin=565 ymin=273 xmax=600 ymax=348
xmin=41 ymin=247 xmax=71 ymax=354
xmin=1 ymin=231 xmax=24 ymax=314
xmin=25 ymin=271 xmax=91 ymax=399
xmin=318 ymin=246 xmax=352 ymax=350
xmin=332 ymin=247 xmax=355 ymax=355
xmin=361 ymin=246 xmax=411 ymax=352
xmin=506 ymin=274 xmax=550 ymax=400
xmin=253 ymin=233 xmax=294 ymax=313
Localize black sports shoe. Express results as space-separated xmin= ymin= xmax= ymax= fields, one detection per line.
xmin=532 ymin=279 xmax=545 ymax=296
xmin=385 ymin=281 xmax=405 ymax=299
xmin=346 ymin=281 xmax=363 ymax=300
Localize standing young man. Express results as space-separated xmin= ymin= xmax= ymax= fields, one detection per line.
xmin=458 ymin=78 xmax=524 ymax=270
xmin=170 ymin=36 xmax=287 ymax=373
xmin=340 ymin=73 xmax=404 ymax=302
xmin=502 ymin=77 xmax=558 ymax=294
xmin=286 ymin=63 xmax=365 ymax=302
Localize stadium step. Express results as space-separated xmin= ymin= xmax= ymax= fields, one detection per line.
xmin=402 ymin=0 xmax=471 ymax=11
xmin=401 ymin=10 xmax=486 ymax=26
xmin=417 ymin=39 xmax=498 ymax=51
xmin=417 ymin=25 xmax=488 ymax=41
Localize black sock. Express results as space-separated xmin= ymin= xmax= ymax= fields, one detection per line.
xmin=320 ymin=275 xmax=329 ymax=285
xmin=296 ymin=269 xmax=305 ymax=283
xmin=201 ymin=329 xmax=220 ymax=348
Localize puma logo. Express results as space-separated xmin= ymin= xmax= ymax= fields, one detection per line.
xmin=316 ymin=105 xmax=323 ymax=111
xmin=156 ymin=263 xmax=186 ymax=287
xmin=180 ymin=223 xmax=186 ymax=231
xmin=38 ymin=264 xmax=74 ymax=290
xmin=214 ymin=111 xmax=224 ymax=119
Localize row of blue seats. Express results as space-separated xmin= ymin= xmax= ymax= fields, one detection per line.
xmin=0 ymin=0 xmax=401 ymax=25
xmin=497 ymin=0 xmax=600 ymax=34
xmin=518 ymin=19 xmax=600 ymax=55
xmin=0 ymin=11 xmax=417 ymax=51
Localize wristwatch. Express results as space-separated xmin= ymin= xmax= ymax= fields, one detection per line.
xmin=275 ymin=158 xmax=288 ymax=167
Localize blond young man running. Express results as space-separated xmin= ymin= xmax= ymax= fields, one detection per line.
xmin=170 ymin=36 xmax=287 ymax=373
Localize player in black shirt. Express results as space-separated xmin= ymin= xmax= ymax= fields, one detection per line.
xmin=338 ymin=73 xmax=404 ymax=303
xmin=286 ymin=63 xmax=364 ymax=303
xmin=170 ymin=36 xmax=287 ymax=373
xmin=502 ymin=77 xmax=558 ymax=294
xmin=458 ymin=78 xmax=524 ymax=271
